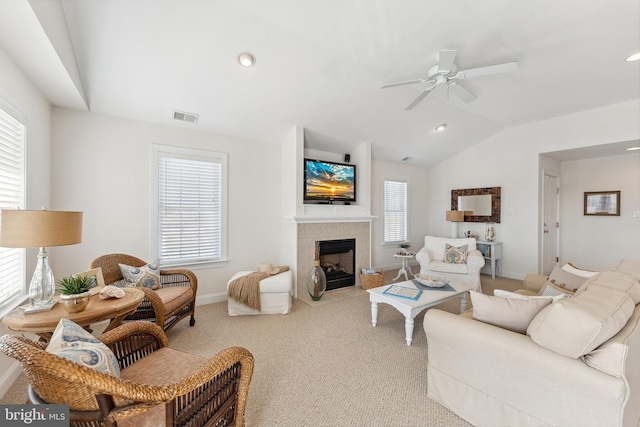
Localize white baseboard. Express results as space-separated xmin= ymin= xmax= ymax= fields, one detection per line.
xmin=0 ymin=360 xmax=23 ymax=400
xmin=195 ymin=291 xmax=228 ymax=306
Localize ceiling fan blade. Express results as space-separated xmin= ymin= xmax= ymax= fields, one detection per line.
xmin=404 ymin=86 xmax=436 ymax=110
xmin=437 ymin=50 xmax=457 ymax=74
xmin=381 ymin=79 xmax=425 ymax=89
xmin=458 ymin=61 xmax=517 ymax=79
xmin=449 ymin=82 xmax=477 ymax=103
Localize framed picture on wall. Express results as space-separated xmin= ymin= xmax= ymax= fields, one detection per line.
xmin=584 ymin=191 xmax=620 ymax=216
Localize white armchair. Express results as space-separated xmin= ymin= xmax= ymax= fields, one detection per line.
xmin=415 ymin=236 xmax=485 ymax=292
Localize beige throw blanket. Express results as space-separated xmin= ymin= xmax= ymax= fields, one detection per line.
xmin=228 ymin=266 xmax=289 ymax=311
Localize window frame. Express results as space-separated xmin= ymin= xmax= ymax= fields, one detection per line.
xmin=151 ymin=144 xmax=228 ymax=269
xmin=382 ymin=179 xmax=408 ymax=245
xmin=0 ymin=98 xmax=28 ymax=317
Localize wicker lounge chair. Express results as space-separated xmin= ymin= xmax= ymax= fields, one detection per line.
xmin=90 ymin=254 xmax=197 ymax=332
xmin=0 ymin=321 xmax=254 ymax=427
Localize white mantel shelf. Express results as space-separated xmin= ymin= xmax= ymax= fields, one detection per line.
xmin=289 ymin=216 xmax=376 ymax=224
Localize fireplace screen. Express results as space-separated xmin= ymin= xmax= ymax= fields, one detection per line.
xmin=318 ymin=238 xmax=356 ymax=290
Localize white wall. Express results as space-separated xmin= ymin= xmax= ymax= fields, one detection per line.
xmin=427 ymin=100 xmax=640 ymax=279
xmin=50 ymin=108 xmax=284 ymax=304
xmin=0 ymin=46 xmax=52 ymax=397
xmin=371 ymin=159 xmax=430 ymax=270
xmin=559 ymin=153 xmax=640 ymax=270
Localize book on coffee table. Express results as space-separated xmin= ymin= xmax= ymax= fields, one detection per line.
xmin=383 ymin=285 xmax=423 ymax=301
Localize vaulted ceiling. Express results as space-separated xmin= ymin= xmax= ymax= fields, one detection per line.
xmin=1 ymin=0 xmax=639 ymax=167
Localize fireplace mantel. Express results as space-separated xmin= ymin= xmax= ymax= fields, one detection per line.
xmin=289 ymin=215 xmax=375 ymax=224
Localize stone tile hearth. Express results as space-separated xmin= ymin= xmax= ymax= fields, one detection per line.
xmin=296 ymin=221 xmax=371 ymax=304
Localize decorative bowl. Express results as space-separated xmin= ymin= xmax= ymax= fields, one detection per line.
xmin=415 ymin=274 xmax=449 ymax=288
xmin=59 ymin=290 xmax=92 ymax=313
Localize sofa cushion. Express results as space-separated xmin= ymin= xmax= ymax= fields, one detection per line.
xmin=582 ymin=305 xmax=640 ymax=378
xmin=528 ymin=286 xmax=634 ymax=358
xmin=576 ymin=270 xmax=640 ymax=304
xmin=613 ymin=259 xmax=640 ymax=281
xmin=119 ymin=259 xmax=161 ymax=290
xmin=543 ymin=265 xmax=589 ymax=292
xmin=470 ymin=291 xmax=552 ymax=334
xmin=429 ymin=260 xmax=469 ymax=274
xmin=443 ymin=244 xmax=467 ymax=264
xmin=46 ymin=318 xmax=120 ymax=377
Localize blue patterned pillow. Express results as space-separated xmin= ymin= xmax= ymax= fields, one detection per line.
xmin=443 ymin=244 xmax=468 ymax=264
xmin=119 ymin=259 xmax=160 ymax=289
xmin=46 ymin=318 xmax=120 ymax=377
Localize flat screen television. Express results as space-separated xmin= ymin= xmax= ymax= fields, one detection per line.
xmin=304 ymin=158 xmax=356 ymax=203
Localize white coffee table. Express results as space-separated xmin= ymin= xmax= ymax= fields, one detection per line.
xmin=367 ymin=279 xmax=469 ymax=346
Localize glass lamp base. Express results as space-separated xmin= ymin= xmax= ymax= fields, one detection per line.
xmin=24 ymin=300 xmax=57 ymax=314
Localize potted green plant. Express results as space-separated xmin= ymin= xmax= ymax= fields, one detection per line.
xmin=57 ymin=275 xmax=94 ymax=313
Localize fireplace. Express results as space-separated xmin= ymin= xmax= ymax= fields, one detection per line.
xmin=318 ymin=238 xmax=355 ymax=291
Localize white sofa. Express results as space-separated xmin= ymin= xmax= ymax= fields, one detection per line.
xmin=423 ymin=259 xmax=640 ymax=427
xmin=415 ymin=236 xmax=484 ymax=292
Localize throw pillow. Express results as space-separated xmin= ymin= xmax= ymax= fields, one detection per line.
xmin=561 ymin=262 xmax=598 ymax=278
xmin=119 ymin=259 xmax=161 ymax=290
xmin=494 ymin=289 xmax=568 ymax=302
xmin=443 ymin=244 xmax=468 ymax=264
xmin=539 ymin=282 xmax=575 ymax=298
xmin=541 ymin=265 xmax=589 ymax=292
xmin=527 ymin=286 xmax=634 ymax=358
xmin=46 ymin=318 xmax=120 ymax=377
xmin=470 ymin=291 xmax=552 ymax=334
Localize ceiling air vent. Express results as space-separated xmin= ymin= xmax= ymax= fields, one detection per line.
xmin=173 ymin=110 xmax=199 ymax=124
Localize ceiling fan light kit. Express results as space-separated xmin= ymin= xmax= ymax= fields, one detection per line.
xmin=382 ymin=49 xmax=518 ymax=110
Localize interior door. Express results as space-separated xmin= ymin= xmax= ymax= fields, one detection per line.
xmin=542 ymin=173 xmax=560 ymax=274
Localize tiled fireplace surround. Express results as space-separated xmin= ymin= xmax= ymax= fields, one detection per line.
xmin=296 ymin=221 xmax=371 ymax=297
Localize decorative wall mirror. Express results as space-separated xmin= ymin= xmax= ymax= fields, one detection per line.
xmin=451 ymin=187 xmax=501 ymax=223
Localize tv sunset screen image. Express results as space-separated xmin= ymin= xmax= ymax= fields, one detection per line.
xmin=305 ymin=160 xmax=355 ymax=201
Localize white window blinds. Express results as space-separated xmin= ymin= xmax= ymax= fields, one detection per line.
xmin=155 ymin=146 xmax=227 ymax=266
xmin=0 ymin=104 xmax=26 ymax=310
xmin=383 ymin=180 xmax=407 ymax=244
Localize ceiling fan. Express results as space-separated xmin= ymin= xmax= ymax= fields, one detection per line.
xmin=381 ymin=49 xmax=517 ymax=110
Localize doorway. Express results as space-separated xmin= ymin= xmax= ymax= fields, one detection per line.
xmin=542 ymin=172 xmax=560 ymax=275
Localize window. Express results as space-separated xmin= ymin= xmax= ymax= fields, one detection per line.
xmin=152 ymin=145 xmax=227 ymax=268
xmin=0 ymin=101 xmax=26 ymax=315
xmin=383 ymin=179 xmax=407 ymax=244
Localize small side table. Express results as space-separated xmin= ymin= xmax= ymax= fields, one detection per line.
xmin=393 ymin=252 xmax=415 ymax=281
xmin=476 ymin=241 xmax=502 ymax=279
xmin=2 ymin=288 xmax=144 ymax=341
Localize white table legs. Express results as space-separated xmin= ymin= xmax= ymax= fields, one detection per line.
xmin=371 ymin=301 xmax=378 ymax=327
xmin=393 ymin=257 xmax=413 ymax=281
xmin=404 ymin=317 xmax=415 ymax=346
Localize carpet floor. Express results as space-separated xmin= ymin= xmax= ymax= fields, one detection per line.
xmin=1 ymin=272 xmax=522 ymax=426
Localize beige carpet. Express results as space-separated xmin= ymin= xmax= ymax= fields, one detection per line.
xmin=1 ymin=273 xmax=521 ymax=426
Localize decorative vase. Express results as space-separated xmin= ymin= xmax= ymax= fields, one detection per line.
xmin=485 ymin=222 xmax=496 ymax=242
xmin=307 ymin=260 xmax=327 ymax=301
xmin=59 ymin=290 xmax=92 ymax=313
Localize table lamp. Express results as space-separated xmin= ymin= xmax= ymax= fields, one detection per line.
xmin=445 ymin=210 xmax=465 ymax=238
xmin=0 ymin=209 xmax=83 ymax=312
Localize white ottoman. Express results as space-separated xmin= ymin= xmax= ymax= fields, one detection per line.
xmin=227 ymin=270 xmax=293 ymax=316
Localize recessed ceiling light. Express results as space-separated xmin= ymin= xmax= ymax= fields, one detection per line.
xmin=435 ymin=124 xmax=447 ymax=132
xmin=238 ymin=52 xmax=256 ymax=67
xmin=627 ymin=146 xmax=640 ymax=151
xmin=625 ymin=52 xmax=640 ymax=62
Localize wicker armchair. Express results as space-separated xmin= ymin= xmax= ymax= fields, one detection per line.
xmin=90 ymin=254 xmax=197 ymax=332
xmin=0 ymin=321 xmax=254 ymax=427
